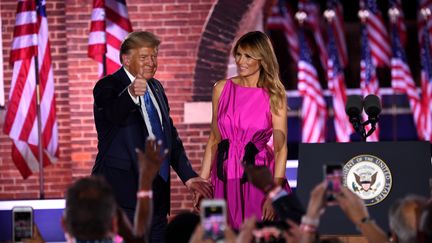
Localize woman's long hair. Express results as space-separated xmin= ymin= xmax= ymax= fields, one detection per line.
xmin=232 ymin=31 xmax=286 ymax=113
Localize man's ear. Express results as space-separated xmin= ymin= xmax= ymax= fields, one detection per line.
xmin=121 ymin=54 xmax=130 ymax=66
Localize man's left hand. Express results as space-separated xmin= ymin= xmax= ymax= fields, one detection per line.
xmin=185 ymin=177 xmax=212 ymax=201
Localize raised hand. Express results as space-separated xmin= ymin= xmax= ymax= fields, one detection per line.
xmin=129 ymin=68 xmax=148 ymax=97
xmin=236 ymin=216 xmax=256 ymax=243
xmin=336 ymin=186 xmax=369 ymax=225
xmin=305 ymin=182 xmax=327 ymax=219
xmin=136 ymin=138 xmax=168 ymax=186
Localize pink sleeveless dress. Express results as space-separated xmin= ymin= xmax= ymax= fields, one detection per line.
xmin=211 ymin=79 xmax=291 ymax=229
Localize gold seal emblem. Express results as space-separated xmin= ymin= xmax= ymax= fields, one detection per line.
xmin=343 ymin=154 xmax=392 ymax=206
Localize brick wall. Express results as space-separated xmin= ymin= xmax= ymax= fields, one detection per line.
xmin=0 ymin=0 xmax=247 ymax=214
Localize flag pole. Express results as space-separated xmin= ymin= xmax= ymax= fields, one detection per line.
xmin=34 ymin=55 xmax=45 ymax=199
xmin=102 ymin=53 xmax=107 ymax=77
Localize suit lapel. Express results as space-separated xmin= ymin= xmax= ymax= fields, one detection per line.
xmin=114 ymin=67 xmax=133 ymax=90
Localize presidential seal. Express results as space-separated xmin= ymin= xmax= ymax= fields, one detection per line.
xmin=343 ymin=154 xmax=392 ymax=206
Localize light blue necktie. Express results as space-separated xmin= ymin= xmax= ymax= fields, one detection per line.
xmin=143 ymin=90 xmax=169 ymax=181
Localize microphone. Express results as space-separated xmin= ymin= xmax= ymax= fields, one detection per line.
xmin=363 ymin=94 xmax=381 ymax=124
xmin=345 ymin=95 xmax=363 ymax=132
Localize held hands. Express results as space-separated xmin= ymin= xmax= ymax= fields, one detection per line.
xmin=129 ymin=68 xmax=148 ymax=98
xmin=185 ymin=177 xmax=213 ymax=210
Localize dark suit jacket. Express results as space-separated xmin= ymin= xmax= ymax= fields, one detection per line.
xmin=92 ymin=67 xmax=197 ymax=218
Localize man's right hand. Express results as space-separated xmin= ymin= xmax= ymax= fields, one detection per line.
xmin=129 ymin=70 xmax=147 ymax=97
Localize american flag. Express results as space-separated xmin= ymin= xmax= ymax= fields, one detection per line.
xmin=419 ymin=9 xmax=432 ymax=141
xmin=360 ymin=25 xmax=380 ymax=141
xmin=417 ymin=0 xmax=432 ymax=49
xmin=88 ymin=0 xmax=132 ymax=77
xmin=298 ymin=29 xmax=327 ymax=143
xmin=298 ymin=0 xmax=328 ymax=70
xmin=390 ymin=0 xmax=407 ymax=46
xmin=326 ymin=5 xmax=352 ymax=142
xmin=266 ymin=0 xmax=299 ymax=62
xmin=4 ymin=0 xmax=59 ymax=179
xmin=326 ymin=0 xmax=348 ymax=67
xmin=390 ymin=1 xmax=425 ymax=140
xmin=360 ymin=0 xmax=391 ymax=67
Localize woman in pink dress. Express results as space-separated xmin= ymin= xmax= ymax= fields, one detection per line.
xmin=199 ymin=31 xmax=291 ymax=229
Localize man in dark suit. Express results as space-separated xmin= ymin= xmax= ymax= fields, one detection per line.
xmin=92 ymin=31 xmax=212 ymax=242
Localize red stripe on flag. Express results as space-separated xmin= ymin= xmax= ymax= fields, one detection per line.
xmin=106 ymin=32 xmax=123 ymax=49
xmin=105 ymin=7 xmax=132 ymax=32
xmin=13 ymin=24 xmax=38 ymax=37
xmin=42 ymin=98 xmax=56 ymax=149
xmin=3 ymin=59 xmax=32 ymax=135
xmin=10 ymin=47 xmax=38 ymax=64
xmin=106 ymin=57 xmax=121 ymax=75
xmin=17 ymin=0 xmax=35 ymax=12
xmin=12 ymin=142 xmax=33 ymax=179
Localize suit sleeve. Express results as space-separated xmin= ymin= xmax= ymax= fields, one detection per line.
xmin=156 ymin=82 xmax=198 ymax=183
xmin=93 ymin=75 xmax=139 ymax=125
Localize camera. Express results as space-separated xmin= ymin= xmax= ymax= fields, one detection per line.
xmin=200 ymin=199 xmax=226 ymax=241
xmin=12 ymin=206 xmax=33 ymax=243
xmin=323 ymin=164 xmax=343 ymax=205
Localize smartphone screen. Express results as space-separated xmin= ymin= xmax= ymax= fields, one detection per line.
xmin=201 ymin=200 xmax=226 ymax=241
xmin=324 ymin=164 xmax=343 ymax=205
xmin=13 ymin=207 xmax=33 ymax=242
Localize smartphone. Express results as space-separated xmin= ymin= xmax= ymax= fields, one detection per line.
xmin=252 ymin=221 xmax=287 ymax=243
xmin=324 ymin=164 xmax=343 ymax=205
xmin=12 ymin=206 xmax=33 ymax=243
xmin=200 ymin=199 xmax=226 ymax=241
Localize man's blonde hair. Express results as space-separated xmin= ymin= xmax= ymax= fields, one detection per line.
xmin=119 ymin=31 xmax=161 ymax=63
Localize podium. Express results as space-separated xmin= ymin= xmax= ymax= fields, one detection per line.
xmin=296 ymin=141 xmax=431 ymax=234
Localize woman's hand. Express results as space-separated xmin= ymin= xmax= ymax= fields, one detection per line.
xmin=262 ymin=198 xmax=276 ymax=221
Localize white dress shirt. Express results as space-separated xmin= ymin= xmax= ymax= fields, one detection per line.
xmin=124 ymin=67 xmax=164 ymax=138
